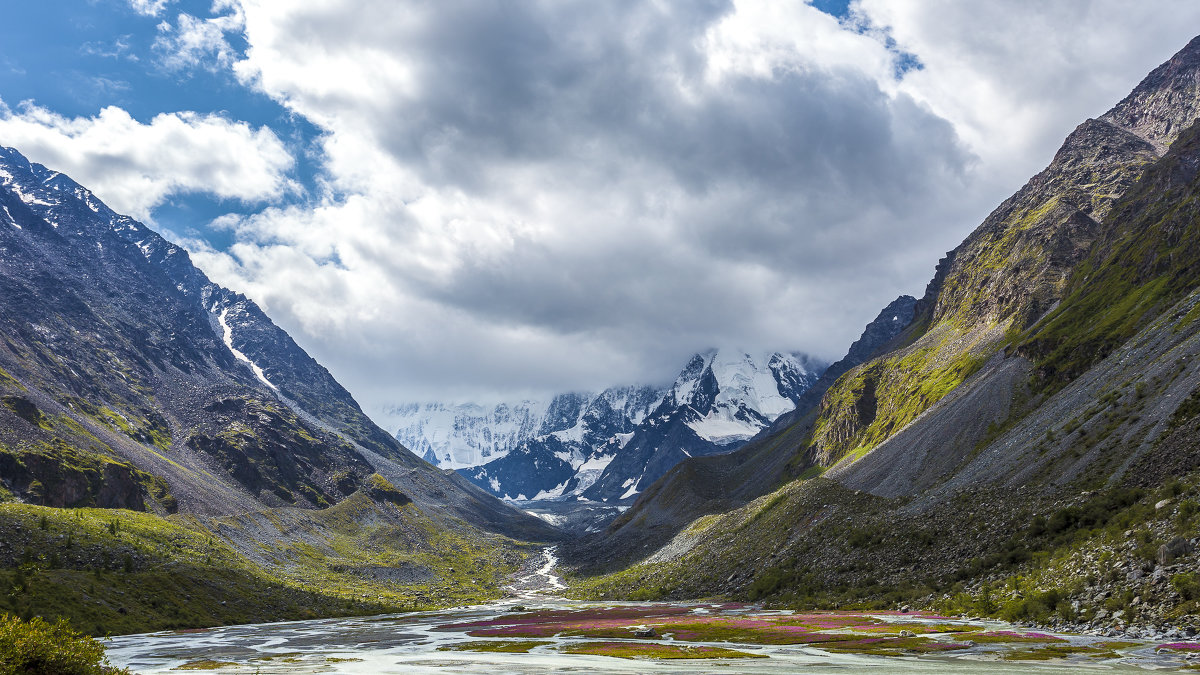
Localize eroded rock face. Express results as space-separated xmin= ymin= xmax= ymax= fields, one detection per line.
xmin=1 ymin=396 xmax=44 ymax=426
xmin=1102 ymin=35 xmax=1200 ymax=153
xmin=0 ymin=441 xmax=163 ymax=511
xmin=933 ymin=118 xmax=1159 ymax=330
xmin=185 ymin=397 xmax=374 ymax=508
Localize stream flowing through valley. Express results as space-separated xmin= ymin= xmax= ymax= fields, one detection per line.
xmin=107 ymin=548 xmax=1185 ymax=674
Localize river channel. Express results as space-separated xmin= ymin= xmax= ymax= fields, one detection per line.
xmin=106 ymin=548 xmax=1191 ymax=674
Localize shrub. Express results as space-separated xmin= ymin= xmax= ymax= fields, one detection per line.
xmin=1171 ymin=573 xmax=1200 ymax=601
xmin=0 ymin=613 xmax=128 ymax=675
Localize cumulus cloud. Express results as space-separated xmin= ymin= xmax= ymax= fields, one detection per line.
xmin=188 ymin=0 xmax=975 ymax=407
xmin=154 ymin=1 xmax=244 ymax=72
xmin=863 ymin=0 xmax=1200 ymax=185
xmin=163 ymin=0 xmax=1200 ymax=409
xmin=0 ymin=100 xmax=295 ymax=220
xmin=128 ymin=0 xmax=174 ymax=17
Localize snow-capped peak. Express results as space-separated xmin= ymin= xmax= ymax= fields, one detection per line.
xmin=670 ymin=348 xmax=824 ymax=444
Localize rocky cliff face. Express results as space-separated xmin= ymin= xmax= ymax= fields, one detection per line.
xmin=1100 ymin=35 xmax=1200 ymax=153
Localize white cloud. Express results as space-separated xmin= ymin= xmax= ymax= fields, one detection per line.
xmin=0 ymin=100 xmax=295 ymax=220
xmin=138 ymin=0 xmax=1200 ymax=409
xmin=129 ymin=0 xmax=174 ymax=17
xmin=702 ymin=0 xmax=893 ymax=84
xmin=191 ymin=0 xmax=977 ymax=407
xmin=154 ymin=2 xmax=245 ymax=72
xmin=859 ymin=0 xmax=1200 ymax=193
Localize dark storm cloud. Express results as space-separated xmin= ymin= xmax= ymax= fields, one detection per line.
xmin=357 ymin=3 xmax=970 ymax=337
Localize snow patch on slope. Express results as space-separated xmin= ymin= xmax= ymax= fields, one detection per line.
xmin=689 ymin=410 xmax=763 ymax=444
xmin=532 ymin=482 xmax=569 ymax=500
xmin=217 ymin=309 xmax=277 ymax=391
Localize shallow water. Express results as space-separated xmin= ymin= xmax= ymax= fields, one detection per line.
xmin=105 ymin=606 xmax=1182 ymax=674
xmin=106 ymin=549 xmax=1186 ymax=674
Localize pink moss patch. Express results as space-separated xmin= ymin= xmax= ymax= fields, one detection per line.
xmin=562 ymin=641 xmax=765 ymax=660
xmin=1158 ymin=642 xmax=1200 ymax=651
xmin=441 ymin=607 xmax=999 ymax=648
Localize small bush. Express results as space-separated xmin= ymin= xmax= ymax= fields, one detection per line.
xmin=0 ymin=613 xmax=128 ymax=675
xmin=1171 ymin=573 xmax=1200 ymax=601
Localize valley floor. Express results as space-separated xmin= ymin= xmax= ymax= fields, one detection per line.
xmin=106 ymin=592 xmax=1200 ymax=673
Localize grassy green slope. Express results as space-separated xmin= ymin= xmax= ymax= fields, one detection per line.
xmin=572 ymin=471 xmax=1200 ymax=630
xmin=0 ymin=482 xmax=537 ymax=636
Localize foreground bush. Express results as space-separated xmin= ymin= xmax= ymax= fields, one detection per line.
xmin=0 ymin=613 xmax=127 ymax=675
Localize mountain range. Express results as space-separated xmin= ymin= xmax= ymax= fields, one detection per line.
xmin=390 ymin=349 xmax=837 ymax=503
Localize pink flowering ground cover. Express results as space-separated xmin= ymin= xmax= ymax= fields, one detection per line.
xmin=562 ymin=641 xmax=766 ymax=659
xmin=1157 ymin=642 xmax=1200 ymax=651
xmin=431 ymin=607 xmax=1092 ymax=658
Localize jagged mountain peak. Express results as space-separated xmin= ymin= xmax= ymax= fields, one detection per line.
xmin=1101 ymin=35 xmax=1200 ymax=152
xmin=667 ymin=348 xmax=824 ymax=431
xmin=396 ymin=347 xmax=825 ymax=504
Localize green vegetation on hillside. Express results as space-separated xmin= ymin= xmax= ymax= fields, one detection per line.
xmin=573 ymin=472 xmax=1200 ymax=630
xmin=0 ymin=439 xmax=175 ymax=512
xmin=1020 ymin=122 xmax=1200 ymax=390
xmin=809 ymin=325 xmax=992 ymax=468
xmin=0 ymin=497 xmax=533 ymax=636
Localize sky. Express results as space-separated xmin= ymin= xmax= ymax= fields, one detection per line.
xmin=1 ymin=1 xmax=1199 ymax=416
